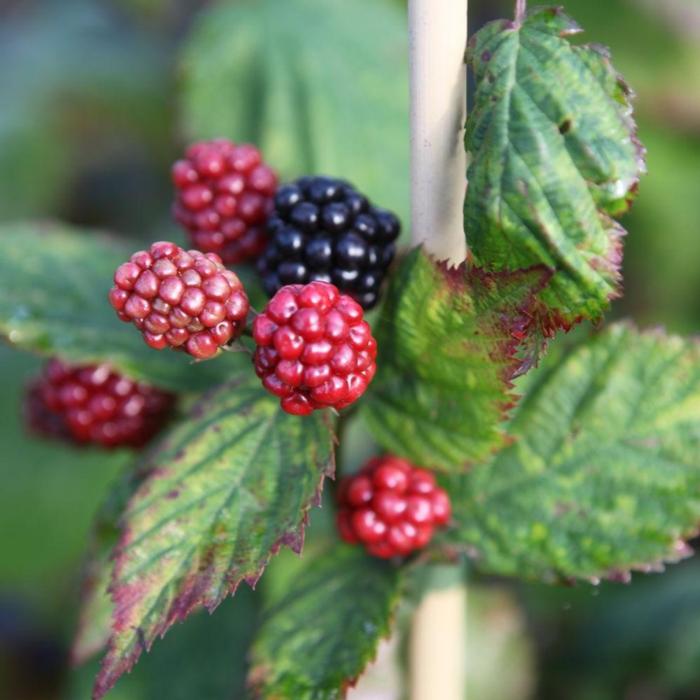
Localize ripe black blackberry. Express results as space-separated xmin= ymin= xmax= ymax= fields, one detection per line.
xmin=257 ymin=176 xmax=400 ymax=310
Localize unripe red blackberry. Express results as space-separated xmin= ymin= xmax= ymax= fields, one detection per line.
xmin=257 ymin=176 xmax=401 ymax=310
xmin=337 ymin=456 xmax=451 ymax=559
xmin=26 ymin=360 xmax=174 ymax=448
xmin=252 ymin=281 xmax=377 ymax=416
xmin=172 ymin=139 xmax=278 ymax=264
xmin=109 ymin=241 xmax=249 ymax=360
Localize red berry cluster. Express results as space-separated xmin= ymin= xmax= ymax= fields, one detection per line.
xmin=109 ymin=241 xmax=249 ymax=360
xmin=252 ymin=281 xmax=377 ymax=415
xmin=172 ymin=139 xmax=278 ymax=264
xmin=337 ymin=456 xmax=451 ymax=558
xmin=26 ymin=360 xmax=174 ymax=448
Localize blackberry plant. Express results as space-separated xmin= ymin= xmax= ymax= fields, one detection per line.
xmin=0 ymin=0 xmax=698 ymax=698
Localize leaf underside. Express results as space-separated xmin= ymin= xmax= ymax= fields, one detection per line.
xmin=248 ymin=544 xmax=401 ymax=699
xmin=464 ymin=7 xmax=645 ymax=326
xmin=180 ymin=0 xmax=410 ymax=224
xmin=444 ymin=323 xmax=700 ymax=583
xmin=362 ymin=247 xmax=550 ymax=472
xmin=0 ymin=222 xmax=243 ymax=392
xmin=93 ymin=373 xmax=335 ymax=699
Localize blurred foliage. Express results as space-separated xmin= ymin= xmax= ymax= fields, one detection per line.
xmin=0 ymin=0 xmax=699 ymax=698
xmin=180 ymin=0 xmax=411 ymax=226
xmin=0 ymin=0 xmax=175 ymax=235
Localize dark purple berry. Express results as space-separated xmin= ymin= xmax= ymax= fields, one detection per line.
xmin=258 ymin=176 xmax=400 ymax=309
xmin=335 ymin=233 xmax=368 ymax=268
xmin=305 ymin=236 xmax=333 ymax=268
xmin=290 ymin=202 xmax=320 ymax=232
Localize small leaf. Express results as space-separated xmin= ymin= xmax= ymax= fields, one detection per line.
xmin=72 ymin=468 xmax=149 ymax=666
xmin=94 ymin=372 xmax=335 ymax=699
xmin=464 ymin=7 xmax=645 ymax=326
xmin=0 ymin=222 xmax=240 ymax=392
xmin=248 ymin=544 xmax=401 ymax=699
xmin=362 ymin=248 xmax=550 ymax=472
xmin=180 ymin=0 xmax=410 ymax=224
xmin=444 ymin=322 xmax=700 ymax=582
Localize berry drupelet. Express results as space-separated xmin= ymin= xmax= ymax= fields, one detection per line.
xmin=109 ymin=241 xmax=249 ymax=360
xmin=172 ymin=139 xmax=278 ymax=264
xmin=337 ymin=455 xmax=451 ymax=559
xmin=26 ymin=360 xmax=174 ymax=448
xmin=257 ymin=176 xmax=401 ymax=310
xmin=252 ymin=281 xmax=377 ymax=416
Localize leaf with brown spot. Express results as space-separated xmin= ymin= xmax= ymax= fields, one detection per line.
xmin=93 ymin=372 xmax=335 ymax=699
xmin=442 ymin=323 xmax=700 ymax=582
xmin=465 ymin=7 xmax=646 ymax=326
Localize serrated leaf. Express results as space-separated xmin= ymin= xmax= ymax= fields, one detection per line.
xmin=464 ymin=7 xmax=645 ymax=325
xmin=72 ymin=468 xmax=147 ymax=666
xmin=361 ymin=248 xmax=549 ymax=472
xmin=444 ymin=322 xmax=700 ymax=582
xmin=180 ymin=0 xmax=410 ymax=224
xmin=94 ymin=372 xmax=335 ymax=699
xmin=248 ymin=544 xmax=400 ymax=699
xmin=0 ymin=222 xmax=241 ymax=392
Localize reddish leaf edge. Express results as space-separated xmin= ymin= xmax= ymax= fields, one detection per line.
xmin=70 ymin=465 xmax=151 ymax=667
xmin=92 ymin=426 xmax=336 ymax=700
xmin=432 ymin=249 xmax=556 ymax=412
xmin=466 ymin=7 xmax=647 ymax=331
xmin=436 ymin=531 xmax=697 ymax=588
xmin=434 ymin=321 xmax=700 ymax=586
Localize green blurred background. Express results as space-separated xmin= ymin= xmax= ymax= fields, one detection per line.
xmin=1 ymin=1 xmax=699 ymax=698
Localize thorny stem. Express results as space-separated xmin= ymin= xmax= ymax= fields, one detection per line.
xmin=515 ymin=0 xmax=527 ymax=24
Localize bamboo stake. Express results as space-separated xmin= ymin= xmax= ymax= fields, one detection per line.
xmin=408 ymin=0 xmax=468 ymax=265
xmin=407 ymin=1 xmax=468 ymax=698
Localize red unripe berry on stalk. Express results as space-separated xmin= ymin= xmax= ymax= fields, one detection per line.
xmin=26 ymin=359 xmax=174 ymax=449
xmin=109 ymin=241 xmax=249 ymax=360
xmin=337 ymin=455 xmax=451 ymax=558
xmin=172 ymin=139 xmax=278 ymax=264
xmin=252 ymin=281 xmax=377 ymax=415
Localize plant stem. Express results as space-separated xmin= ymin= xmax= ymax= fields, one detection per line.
xmin=408 ymin=0 xmax=468 ymax=265
xmin=407 ymin=0 xmax=468 ymax=698
xmin=515 ymin=0 xmax=527 ymax=24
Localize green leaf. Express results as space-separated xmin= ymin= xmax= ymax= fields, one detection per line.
xmin=444 ymin=322 xmax=700 ymax=582
xmin=72 ymin=468 xmax=147 ymax=666
xmin=248 ymin=544 xmax=401 ymax=699
xmin=464 ymin=7 xmax=645 ymax=325
xmin=0 ymin=222 xmax=242 ymax=392
xmin=362 ymin=248 xmax=549 ymax=472
xmin=69 ymin=589 xmax=260 ymax=700
xmin=94 ymin=371 xmax=335 ymax=699
xmin=180 ymin=0 xmax=410 ymax=225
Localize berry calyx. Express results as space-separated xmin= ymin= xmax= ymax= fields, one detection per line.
xmin=109 ymin=241 xmax=249 ymax=360
xmin=25 ymin=360 xmax=174 ymax=448
xmin=172 ymin=139 xmax=278 ymax=264
xmin=336 ymin=455 xmax=451 ymax=559
xmin=252 ymin=281 xmax=377 ymax=415
xmin=257 ymin=176 xmax=401 ymax=310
